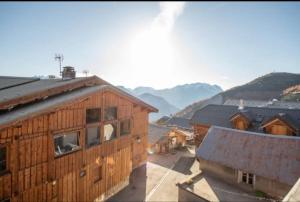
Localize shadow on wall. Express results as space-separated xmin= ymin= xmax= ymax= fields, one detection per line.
xmin=106 ymin=164 xmax=147 ymax=202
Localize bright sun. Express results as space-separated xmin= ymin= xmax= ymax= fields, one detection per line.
xmin=129 ymin=25 xmax=175 ymax=74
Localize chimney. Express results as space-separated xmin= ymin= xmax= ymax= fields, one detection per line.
xmin=62 ymin=66 xmax=76 ymax=80
xmin=238 ymin=99 xmax=244 ymax=110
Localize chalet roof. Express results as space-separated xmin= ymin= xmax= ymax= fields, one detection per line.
xmin=148 ymin=124 xmax=171 ymax=145
xmin=196 ymin=126 xmax=300 ymax=186
xmin=0 ymin=76 xmax=40 ymax=90
xmin=0 ymin=76 xmax=101 ymax=110
xmin=224 ymin=99 xmax=300 ymax=109
xmin=165 ymin=117 xmax=192 ymax=130
xmin=190 ymin=104 xmax=300 ymax=133
xmin=0 ymin=75 xmax=157 ymax=129
xmin=0 ymin=85 xmax=106 ymax=127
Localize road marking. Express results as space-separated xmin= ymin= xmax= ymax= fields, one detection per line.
xmin=145 ymin=153 xmax=182 ymax=202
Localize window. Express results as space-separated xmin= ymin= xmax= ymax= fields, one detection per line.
xmin=86 ymin=126 xmax=100 ymax=148
xmin=105 ymin=107 xmax=117 ymax=121
xmin=104 ymin=123 xmax=117 ymax=141
xmin=86 ymin=108 xmax=101 ymax=124
xmin=54 ymin=132 xmax=80 ymax=156
xmin=241 ymin=171 xmax=254 ymax=185
xmin=120 ymin=119 xmax=130 ymax=136
xmin=94 ymin=165 xmax=102 ymax=183
xmin=0 ymin=147 xmax=7 ymax=173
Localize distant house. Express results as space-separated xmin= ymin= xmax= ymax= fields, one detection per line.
xmin=189 ymin=126 xmax=300 ymax=200
xmin=224 ymin=99 xmax=300 ymax=109
xmin=165 ymin=116 xmax=193 ymax=131
xmin=0 ymin=69 xmax=157 ymax=202
xmin=148 ymin=124 xmax=172 ymax=154
xmin=190 ymin=104 xmax=300 ymax=146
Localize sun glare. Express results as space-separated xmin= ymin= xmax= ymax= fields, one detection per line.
xmin=129 ymin=25 xmax=174 ymax=74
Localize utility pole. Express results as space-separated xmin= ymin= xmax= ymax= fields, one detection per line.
xmin=54 ymin=54 xmax=64 ymax=76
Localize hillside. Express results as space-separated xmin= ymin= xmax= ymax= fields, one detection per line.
xmin=176 ymin=72 xmax=300 ymax=118
xmin=137 ymin=93 xmax=179 ymax=121
xmin=121 ymin=83 xmax=222 ymax=109
xmin=281 ymin=84 xmax=300 ymax=101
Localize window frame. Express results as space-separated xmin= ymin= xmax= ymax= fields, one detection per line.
xmin=120 ymin=119 xmax=131 ymax=136
xmin=86 ymin=124 xmax=101 ymax=149
xmin=0 ymin=144 xmax=8 ymax=176
xmin=53 ymin=130 xmax=81 ymax=158
xmin=86 ymin=108 xmax=101 ymax=124
xmin=104 ymin=106 xmax=118 ymax=121
xmin=239 ymin=171 xmax=255 ymax=186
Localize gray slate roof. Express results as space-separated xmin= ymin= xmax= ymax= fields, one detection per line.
xmin=165 ymin=117 xmax=192 ymax=130
xmin=0 ymin=76 xmax=39 ymax=90
xmin=224 ymin=99 xmax=300 ymax=109
xmin=0 ymin=85 xmax=107 ymax=127
xmin=0 ymin=76 xmax=89 ymax=104
xmin=190 ymin=104 xmax=300 ymax=133
xmin=148 ymin=124 xmax=171 ymax=145
xmin=197 ymin=126 xmax=300 ymax=186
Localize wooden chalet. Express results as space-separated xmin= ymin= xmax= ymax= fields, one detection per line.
xmin=0 ymin=70 xmax=157 ymax=202
xmin=190 ymin=104 xmax=300 ymax=147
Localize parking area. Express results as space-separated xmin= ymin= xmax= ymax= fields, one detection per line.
xmin=107 ymin=145 xmax=198 ymax=202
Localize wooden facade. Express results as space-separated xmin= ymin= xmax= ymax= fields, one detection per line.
xmin=193 ymin=124 xmax=209 ymax=147
xmin=262 ymin=119 xmax=296 ymax=136
xmin=0 ymin=86 xmax=155 ymax=202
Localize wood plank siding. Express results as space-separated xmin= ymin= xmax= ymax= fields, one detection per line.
xmin=0 ymin=89 xmax=151 ymax=202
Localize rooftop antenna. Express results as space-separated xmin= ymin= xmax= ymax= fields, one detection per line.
xmin=54 ymin=54 xmax=64 ymax=76
xmin=82 ymin=70 xmax=89 ymax=78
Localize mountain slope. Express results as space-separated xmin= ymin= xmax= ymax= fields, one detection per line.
xmin=177 ymin=72 xmax=300 ymax=118
xmin=137 ymin=93 xmax=179 ymax=121
xmin=122 ymin=83 xmax=222 ymax=109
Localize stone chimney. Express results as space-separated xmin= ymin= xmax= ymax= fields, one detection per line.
xmin=62 ymin=66 xmax=76 ymax=80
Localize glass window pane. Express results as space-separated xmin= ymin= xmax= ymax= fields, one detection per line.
xmin=86 ymin=126 xmax=100 ymax=148
xmin=121 ymin=119 xmax=130 ymax=136
xmin=242 ymin=172 xmax=247 ymax=183
xmin=54 ymin=132 xmax=80 ymax=156
xmin=105 ymin=107 xmax=117 ymax=121
xmin=104 ymin=123 xmax=117 ymax=141
xmin=86 ymin=108 xmax=101 ymax=124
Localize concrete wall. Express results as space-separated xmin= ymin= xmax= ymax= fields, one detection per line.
xmin=199 ymin=158 xmax=291 ymax=199
xmin=199 ymin=158 xmax=237 ymax=183
xmin=255 ymin=175 xmax=291 ymax=199
xmin=178 ymin=185 xmax=208 ymax=202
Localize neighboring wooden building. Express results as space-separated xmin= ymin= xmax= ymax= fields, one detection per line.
xmin=0 ymin=74 xmax=157 ymax=202
xmin=196 ymin=126 xmax=300 ymax=200
xmin=148 ymin=124 xmax=171 ymax=154
xmin=168 ymin=129 xmax=193 ymax=148
xmin=190 ymin=104 xmax=300 ymax=147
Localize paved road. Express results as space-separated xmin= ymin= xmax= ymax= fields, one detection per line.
xmin=107 ymin=147 xmax=198 ymax=202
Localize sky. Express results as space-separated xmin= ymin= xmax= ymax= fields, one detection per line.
xmin=0 ymin=2 xmax=300 ymax=90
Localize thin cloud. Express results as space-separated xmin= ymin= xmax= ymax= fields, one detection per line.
xmin=152 ymin=2 xmax=186 ymax=33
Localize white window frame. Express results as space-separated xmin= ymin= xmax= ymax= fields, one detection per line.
xmin=237 ymin=170 xmax=255 ymax=187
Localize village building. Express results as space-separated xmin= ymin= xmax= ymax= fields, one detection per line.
xmin=177 ymin=126 xmax=300 ymax=201
xmin=148 ymin=124 xmax=172 ymax=154
xmin=156 ymin=116 xmax=194 ymax=146
xmin=165 ymin=117 xmax=193 ymax=132
xmin=0 ymin=69 xmax=157 ymax=202
xmin=224 ymin=99 xmax=300 ymax=109
xmin=190 ymin=104 xmax=300 ymax=147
